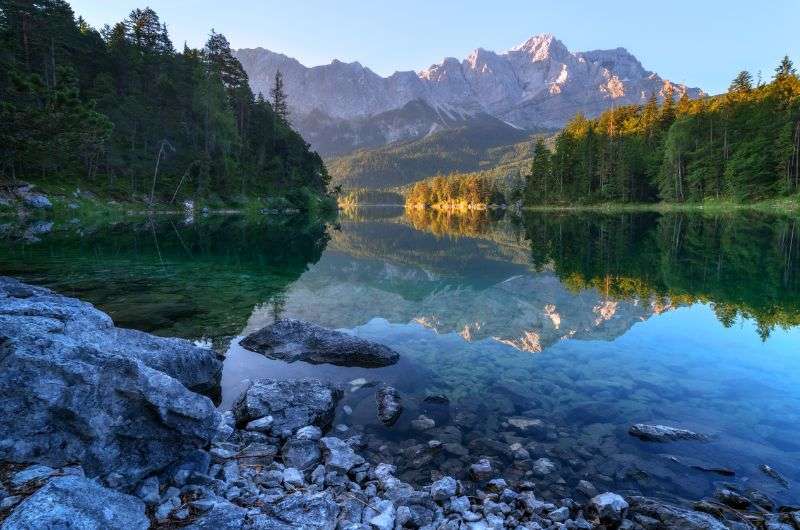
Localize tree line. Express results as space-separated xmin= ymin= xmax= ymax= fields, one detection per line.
xmin=0 ymin=1 xmax=330 ymax=207
xmin=405 ymin=172 xmax=511 ymax=210
xmin=524 ymin=58 xmax=800 ymax=205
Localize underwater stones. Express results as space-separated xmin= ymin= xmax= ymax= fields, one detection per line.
xmin=2 ymin=476 xmax=149 ymax=530
xmin=411 ymin=414 xmax=436 ymax=431
xmin=628 ymin=424 xmax=709 ymax=443
xmin=507 ymin=416 xmax=546 ymax=436
xmin=587 ymin=492 xmax=629 ymax=526
xmin=239 ymin=319 xmax=399 ymax=367
xmin=281 ymin=437 xmax=322 ymax=471
xmin=231 ymin=378 xmax=342 ymax=437
xmin=470 ymin=458 xmax=494 ymax=481
xmin=627 ymin=496 xmax=729 ymax=530
xmin=714 ymin=488 xmax=751 ymax=509
xmin=376 ymin=385 xmax=403 ymax=426
xmin=760 ymin=464 xmax=789 ymax=487
xmin=532 ymin=458 xmax=557 ymax=477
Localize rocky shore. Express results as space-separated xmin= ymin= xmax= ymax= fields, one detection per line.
xmin=1 ymin=277 xmax=798 ymax=529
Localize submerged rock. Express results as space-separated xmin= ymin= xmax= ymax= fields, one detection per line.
xmin=1 ymin=476 xmax=149 ymax=530
xmin=0 ymin=278 xmax=224 ymax=486
xmin=587 ymin=492 xmax=629 ymax=526
xmin=240 ymin=319 xmax=400 ymax=367
xmin=232 ymin=378 xmax=342 ymax=438
xmin=376 ymin=385 xmax=403 ymax=426
xmin=628 ymin=496 xmax=730 ymax=530
xmin=760 ymin=464 xmax=789 ymax=487
xmin=628 ymin=423 xmax=709 ymax=442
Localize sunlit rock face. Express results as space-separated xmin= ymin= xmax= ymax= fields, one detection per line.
xmin=235 ymin=34 xmax=703 ymax=155
xmin=242 ymin=254 xmax=674 ymax=354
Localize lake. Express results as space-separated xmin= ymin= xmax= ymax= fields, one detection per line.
xmin=1 ymin=207 xmax=799 ymax=507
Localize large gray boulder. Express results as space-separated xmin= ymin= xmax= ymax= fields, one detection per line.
xmin=0 ymin=278 xmax=225 ymax=486
xmin=1 ymin=476 xmax=149 ymax=530
xmin=240 ymin=319 xmax=399 ymax=367
xmin=0 ymin=277 xmax=222 ymax=392
xmin=232 ymin=378 xmax=343 ymax=438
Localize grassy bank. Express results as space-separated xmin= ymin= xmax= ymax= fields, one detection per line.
xmin=523 ymin=197 xmax=800 ymax=215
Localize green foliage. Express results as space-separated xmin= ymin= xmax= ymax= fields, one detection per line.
xmin=523 ymin=61 xmax=800 ymax=206
xmin=0 ymin=1 xmax=329 ymax=206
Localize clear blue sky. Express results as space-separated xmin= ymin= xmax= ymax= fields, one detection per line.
xmin=69 ymin=0 xmax=799 ymax=95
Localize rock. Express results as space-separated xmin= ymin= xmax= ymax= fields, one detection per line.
xmin=134 ymin=476 xmax=160 ymax=506
xmin=1 ymin=476 xmax=148 ymax=530
xmin=368 ymin=499 xmax=396 ymax=530
xmin=283 ymin=467 xmax=305 ymax=487
xmin=470 ymin=458 xmax=493 ymax=481
xmin=411 ymin=414 xmax=436 ymax=431
xmin=239 ymin=319 xmax=399 ymax=367
xmin=9 ymin=464 xmax=56 ymax=489
xmin=257 ymin=491 xmax=339 ymax=529
xmin=628 ymin=424 xmax=709 ymax=442
xmin=320 ymin=436 xmax=365 ymax=473
xmin=296 ymin=425 xmax=323 ymax=441
xmin=232 ymin=378 xmax=342 ymax=438
xmin=576 ymin=480 xmax=598 ymax=499
xmin=587 ymin=492 xmax=629 ymax=526
xmin=507 ymin=416 xmax=545 ymax=434
xmin=281 ymin=437 xmax=322 ymax=471
xmin=532 ymin=458 xmax=556 ymax=476
xmin=245 ymin=416 xmax=274 ymax=432
xmin=549 ymin=506 xmax=570 ymax=522
xmin=715 ymin=488 xmax=750 ymax=509
xmin=184 ymin=498 xmax=247 ymax=530
xmin=423 ymin=394 xmax=450 ymax=405
xmin=760 ymin=464 xmax=789 ymax=487
xmin=431 ymin=476 xmax=458 ymax=501
xmin=628 ymin=496 xmax=729 ymax=530
xmin=21 ymin=193 xmax=52 ymax=210
xmin=376 ymin=385 xmax=403 ymax=426
xmin=0 ymin=278 xmax=224 ymax=486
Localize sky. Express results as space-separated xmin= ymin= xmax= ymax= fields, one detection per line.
xmin=69 ymin=0 xmax=799 ymax=95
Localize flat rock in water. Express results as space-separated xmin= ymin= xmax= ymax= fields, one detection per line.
xmin=0 ymin=277 xmax=224 ymax=487
xmin=629 ymin=423 xmax=709 ymax=442
xmin=232 ymin=378 xmax=343 ymax=438
xmin=240 ymin=319 xmax=399 ymax=367
xmin=2 ymin=476 xmax=149 ymax=530
xmin=628 ymin=496 xmax=729 ymax=530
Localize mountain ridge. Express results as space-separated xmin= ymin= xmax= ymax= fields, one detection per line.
xmin=235 ymin=34 xmax=704 ymax=157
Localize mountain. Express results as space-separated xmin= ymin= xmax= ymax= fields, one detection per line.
xmin=327 ymin=113 xmax=536 ymax=189
xmin=235 ymin=34 xmax=704 ymax=157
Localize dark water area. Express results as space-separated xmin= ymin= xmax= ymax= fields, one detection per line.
xmin=2 ymin=208 xmax=800 ymax=506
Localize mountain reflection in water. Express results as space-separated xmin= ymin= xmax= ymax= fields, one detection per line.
xmin=2 ymin=208 xmax=799 ymax=505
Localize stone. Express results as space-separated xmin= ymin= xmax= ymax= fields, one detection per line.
xmin=0 ymin=278 xmax=224 ymax=487
xmin=368 ymin=499 xmax=396 ymax=530
xmin=232 ymin=378 xmax=342 ymax=438
xmin=760 ymin=464 xmax=789 ymax=487
xmin=184 ymin=498 xmax=247 ymax=530
xmin=10 ymin=464 xmax=56 ymax=489
xmin=283 ymin=467 xmax=305 ymax=487
xmin=320 ymin=436 xmax=365 ymax=473
xmin=240 ymin=319 xmax=399 ymax=367
xmin=1 ymin=476 xmax=148 ymax=530
xmin=532 ymin=458 xmax=556 ymax=476
xmin=296 ymin=425 xmax=323 ymax=441
xmin=449 ymin=495 xmax=471 ymax=514
xmin=628 ymin=496 xmax=729 ymax=530
xmin=245 ymin=416 xmax=274 ymax=432
xmin=470 ymin=458 xmax=493 ymax=481
xmin=587 ymin=492 xmax=629 ymax=526
xmin=21 ymin=193 xmax=52 ymax=210
xmin=134 ymin=476 xmax=160 ymax=506
xmin=376 ymin=385 xmax=403 ymax=426
xmin=257 ymin=491 xmax=339 ymax=529
xmin=549 ymin=506 xmax=570 ymax=522
xmin=507 ymin=416 xmax=545 ymax=434
xmin=411 ymin=414 xmax=436 ymax=431
xmin=715 ymin=488 xmax=750 ymax=509
xmin=281 ymin=437 xmax=322 ymax=471
xmin=576 ymin=479 xmax=598 ymax=499
xmin=628 ymin=424 xmax=709 ymax=443
xmin=431 ymin=476 xmax=458 ymax=501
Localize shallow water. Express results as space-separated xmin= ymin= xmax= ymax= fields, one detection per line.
xmin=2 ymin=209 xmax=799 ymax=505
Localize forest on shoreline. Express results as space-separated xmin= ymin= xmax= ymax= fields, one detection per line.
xmin=405 ymin=59 xmax=800 ymax=210
xmin=0 ymin=1 xmax=331 ymax=210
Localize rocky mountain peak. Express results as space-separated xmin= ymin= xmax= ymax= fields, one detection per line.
xmin=510 ymin=33 xmax=569 ymax=61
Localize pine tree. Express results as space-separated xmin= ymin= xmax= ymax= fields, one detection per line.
xmin=774 ymin=55 xmax=796 ymax=81
xmin=729 ymin=71 xmax=753 ymax=93
xmin=270 ymin=70 xmax=289 ymax=122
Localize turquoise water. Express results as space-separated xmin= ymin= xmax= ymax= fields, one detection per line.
xmin=2 ymin=209 xmax=799 ymax=505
